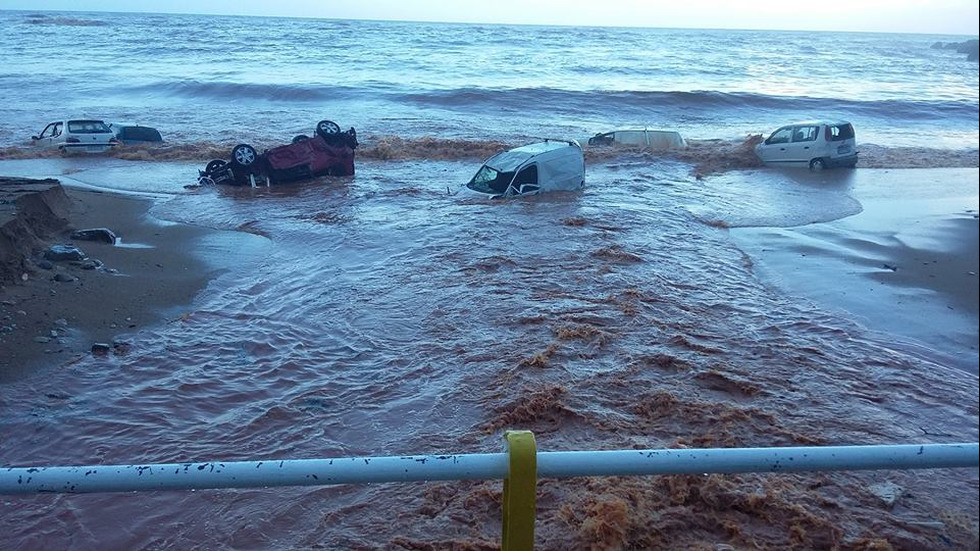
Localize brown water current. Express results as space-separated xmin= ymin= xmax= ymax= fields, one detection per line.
xmin=0 ymin=149 xmax=977 ymax=549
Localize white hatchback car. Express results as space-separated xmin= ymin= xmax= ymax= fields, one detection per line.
xmin=755 ymin=120 xmax=858 ymax=170
xmin=31 ymin=119 xmax=119 ymax=154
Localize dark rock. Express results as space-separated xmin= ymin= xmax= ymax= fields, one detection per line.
xmin=80 ymin=259 xmax=102 ymax=270
xmin=91 ymin=342 xmax=112 ymax=355
xmin=37 ymin=259 xmax=54 ymax=270
xmin=933 ymin=38 xmax=979 ymax=61
xmin=33 ymin=336 xmax=51 ymax=343
xmin=53 ymin=273 xmax=77 ymax=283
xmin=71 ymin=227 xmax=117 ymax=244
xmin=44 ymin=244 xmax=86 ymax=261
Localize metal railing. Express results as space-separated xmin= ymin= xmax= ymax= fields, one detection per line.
xmin=2 ymin=436 xmax=977 ymax=550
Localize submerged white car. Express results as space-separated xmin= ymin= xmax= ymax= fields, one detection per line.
xmin=31 ymin=119 xmax=119 ymax=154
xmin=464 ymin=140 xmax=585 ymax=199
xmin=755 ymin=120 xmax=858 ymax=170
xmin=588 ymin=129 xmax=686 ymax=149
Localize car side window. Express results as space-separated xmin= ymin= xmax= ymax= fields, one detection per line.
xmin=53 ymin=123 xmax=63 ymax=137
xmin=39 ymin=123 xmax=56 ymax=138
xmin=791 ymin=126 xmax=818 ymax=143
xmin=766 ymin=127 xmax=793 ymax=144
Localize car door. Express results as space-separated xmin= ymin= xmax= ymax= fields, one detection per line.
xmin=785 ymin=124 xmax=819 ymax=163
xmin=758 ymin=126 xmax=794 ymax=163
xmin=34 ymin=122 xmax=59 ymax=147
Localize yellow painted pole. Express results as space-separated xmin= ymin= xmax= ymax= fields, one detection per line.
xmin=502 ymin=430 xmax=537 ymax=550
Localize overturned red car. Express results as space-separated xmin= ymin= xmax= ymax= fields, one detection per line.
xmin=198 ymin=120 xmax=358 ymax=186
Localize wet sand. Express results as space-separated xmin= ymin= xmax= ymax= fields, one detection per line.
xmin=0 ymin=185 xmax=221 ymax=382
xmin=732 ymin=168 xmax=979 ymax=373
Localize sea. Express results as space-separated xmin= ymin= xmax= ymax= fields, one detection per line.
xmin=0 ymin=10 xmax=978 ymax=550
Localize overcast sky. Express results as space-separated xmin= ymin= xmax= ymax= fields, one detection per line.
xmin=3 ymin=0 xmax=978 ymax=35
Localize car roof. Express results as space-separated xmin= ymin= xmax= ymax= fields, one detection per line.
xmin=484 ymin=141 xmax=579 ymax=172
xmin=785 ymin=120 xmax=853 ymax=127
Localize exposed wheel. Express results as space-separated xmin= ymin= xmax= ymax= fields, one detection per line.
xmin=809 ymin=158 xmax=826 ymax=171
xmin=231 ymin=144 xmax=257 ymax=167
xmin=292 ymin=135 xmax=310 ymax=143
xmin=205 ymin=159 xmax=226 ymax=173
xmin=198 ymin=175 xmax=216 ymax=187
xmin=316 ymin=120 xmax=340 ymax=138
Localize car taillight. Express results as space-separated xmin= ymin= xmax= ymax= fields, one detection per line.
xmin=66 ymin=137 xmax=80 ymax=143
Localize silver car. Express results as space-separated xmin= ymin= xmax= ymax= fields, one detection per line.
xmin=31 ymin=119 xmax=119 ymax=154
xmin=755 ymin=120 xmax=858 ymax=170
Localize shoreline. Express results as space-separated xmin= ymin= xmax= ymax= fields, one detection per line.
xmin=0 ymin=182 xmax=220 ymax=383
xmin=732 ymin=167 xmax=979 ymax=373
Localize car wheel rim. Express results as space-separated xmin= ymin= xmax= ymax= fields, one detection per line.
xmin=235 ymin=148 xmax=255 ymax=165
xmin=318 ymin=121 xmax=339 ymax=135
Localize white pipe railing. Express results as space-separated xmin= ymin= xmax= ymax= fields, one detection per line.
xmin=2 ymin=443 xmax=976 ymax=495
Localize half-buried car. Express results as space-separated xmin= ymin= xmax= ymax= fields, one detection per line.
xmin=463 ymin=140 xmax=585 ymax=199
xmin=198 ymin=120 xmax=358 ymax=186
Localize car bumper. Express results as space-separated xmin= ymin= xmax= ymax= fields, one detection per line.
xmin=826 ymin=153 xmax=858 ymax=168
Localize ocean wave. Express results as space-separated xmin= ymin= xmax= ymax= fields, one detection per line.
xmin=22 ymin=13 xmax=108 ymax=27
xmin=121 ymin=81 xmax=363 ymax=102
xmin=400 ymin=87 xmax=980 ymax=120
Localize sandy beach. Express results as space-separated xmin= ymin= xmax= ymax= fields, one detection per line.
xmin=732 ymin=167 xmax=979 ymax=373
xmin=1 ymin=181 xmax=221 ymax=382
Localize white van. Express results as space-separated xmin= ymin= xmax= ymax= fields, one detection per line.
xmin=588 ymin=129 xmax=686 ymax=149
xmin=464 ymin=140 xmax=585 ymax=199
xmin=755 ymin=120 xmax=858 ymax=170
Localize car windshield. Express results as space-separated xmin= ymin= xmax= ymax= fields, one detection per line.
xmin=466 ymin=165 xmax=514 ymax=194
xmin=68 ymin=120 xmax=112 ymax=134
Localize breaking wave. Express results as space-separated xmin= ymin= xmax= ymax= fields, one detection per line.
xmin=400 ymin=88 xmax=980 ymax=121
xmin=120 ymin=81 xmax=365 ymax=102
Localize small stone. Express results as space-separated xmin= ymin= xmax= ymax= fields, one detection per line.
xmin=44 ymin=244 xmax=87 ymax=262
xmin=54 ymin=318 xmax=68 ymax=327
xmin=49 ymin=330 xmax=58 ymax=338
xmin=53 ymin=273 xmax=77 ymax=283
xmin=37 ymin=260 xmax=54 ymax=270
xmin=869 ymin=481 xmax=904 ymax=508
xmin=21 ymin=273 xmax=28 ymax=281
xmin=70 ymin=227 xmax=117 ymax=244
xmin=0 ymin=326 xmax=13 ymax=333
xmin=81 ymin=260 xmax=101 ymax=270
xmin=34 ymin=336 xmax=51 ymax=343
xmin=91 ymin=343 xmax=112 ymax=355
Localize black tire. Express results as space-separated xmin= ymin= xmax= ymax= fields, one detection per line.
xmin=315 ymin=120 xmax=340 ymax=138
xmin=231 ymin=144 xmax=257 ymax=167
xmin=292 ymin=135 xmax=310 ymax=144
xmin=809 ymin=158 xmax=826 ymax=171
xmin=205 ymin=159 xmax=226 ymax=173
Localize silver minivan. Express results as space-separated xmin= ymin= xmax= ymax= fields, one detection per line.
xmin=755 ymin=120 xmax=858 ymax=170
